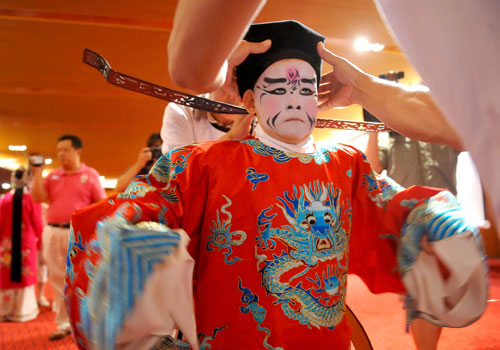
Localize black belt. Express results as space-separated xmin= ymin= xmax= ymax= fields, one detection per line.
xmin=48 ymin=223 xmax=70 ymax=229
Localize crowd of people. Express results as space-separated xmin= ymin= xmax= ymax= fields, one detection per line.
xmin=1 ymin=2 xmax=497 ymax=350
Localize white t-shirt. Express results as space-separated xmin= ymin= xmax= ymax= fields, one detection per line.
xmin=161 ymin=95 xmax=227 ymax=154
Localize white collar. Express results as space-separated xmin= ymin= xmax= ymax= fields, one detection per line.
xmin=254 ymin=124 xmax=316 ymax=154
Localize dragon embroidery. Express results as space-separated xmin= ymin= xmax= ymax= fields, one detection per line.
xmin=256 ymin=181 xmax=351 ymax=329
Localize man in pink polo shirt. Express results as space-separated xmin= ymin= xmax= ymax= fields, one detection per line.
xmin=31 ymin=134 xmax=106 ymax=341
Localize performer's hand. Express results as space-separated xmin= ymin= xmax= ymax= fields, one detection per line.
xmin=421 ymin=235 xmax=450 ymax=281
xmin=223 ymin=39 xmax=272 ymax=101
xmin=316 ymin=42 xmax=365 ymax=111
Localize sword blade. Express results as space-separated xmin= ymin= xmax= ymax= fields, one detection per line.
xmin=82 ymin=48 xmax=391 ymax=132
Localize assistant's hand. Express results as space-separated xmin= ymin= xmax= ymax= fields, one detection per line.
xmin=220 ymin=114 xmax=255 ymax=141
xmin=316 ymin=42 xmax=366 ymax=111
xmin=223 ymin=39 xmax=272 ymax=100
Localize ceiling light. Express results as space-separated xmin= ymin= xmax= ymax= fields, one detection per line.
xmin=354 ymin=37 xmax=385 ymax=52
xmin=44 ymin=158 xmax=53 ymax=165
xmin=2 ymin=183 xmax=11 ymax=190
xmin=8 ymin=145 xmax=27 ymax=151
xmin=0 ymin=158 xmax=20 ymax=169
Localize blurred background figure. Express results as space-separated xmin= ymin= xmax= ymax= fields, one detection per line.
xmin=31 ymin=134 xmax=106 ymax=340
xmin=115 ymin=133 xmax=163 ymax=192
xmin=36 ymin=201 xmax=50 ymax=308
xmin=161 ymin=88 xmax=253 ymax=154
xmin=0 ymin=167 xmax=43 ymax=322
xmin=366 ymin=131 xmax=460 ymax=193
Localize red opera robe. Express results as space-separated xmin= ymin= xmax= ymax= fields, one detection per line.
xmin=65 ymin=137 xmax=486 ymax=350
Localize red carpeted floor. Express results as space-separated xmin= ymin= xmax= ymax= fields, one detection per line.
xmin=1 ymin=260 xmax=499 ymax=349
xmin=347 ymin=258 xmax=500 ymax=350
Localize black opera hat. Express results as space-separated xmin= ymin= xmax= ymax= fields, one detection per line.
xmin=236 ymin=20 xmax=325 ymax=97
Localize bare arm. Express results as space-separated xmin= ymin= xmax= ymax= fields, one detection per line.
xmin=168 ymin=0 xmax=267 ymax=93
xmin=115 ymin=147 xmax=152 ymax=193
xmin=317 ymin=43 xmax=464 ymax=150
xmin=364 ymin=132 xmax=384 ymax=173
xmin=30 ymin=165 xmax=48 ymax=203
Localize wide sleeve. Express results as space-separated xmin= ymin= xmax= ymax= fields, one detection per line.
xmin=65 ymin=145 xmax=208 ymax=350
xmin=347 ymin=148 xmax=487 ymax=328
xmin=347 ymin=148 xmax=439 ymax=293
xmin=397 ymin=191 xmax=488 ymax=328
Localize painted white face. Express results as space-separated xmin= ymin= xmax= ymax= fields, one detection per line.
xmin=253 ymin=59 xmax=318 ymax=144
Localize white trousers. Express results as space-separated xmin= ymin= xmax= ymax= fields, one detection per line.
xmin=0 ymin=285 xmax=39 ymax=322
xmin=43 ymin=225 xmax=70 ymax=330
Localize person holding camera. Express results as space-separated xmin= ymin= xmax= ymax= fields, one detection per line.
xmin=31 ymin=134 xmax=106 ymax=340
xmin=0 ymin=167 xmax=43 ymax=322
xmin=115 ymin=133 xmax=163 ymax=192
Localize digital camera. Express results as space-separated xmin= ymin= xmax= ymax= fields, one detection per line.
xmin=29 ymin=155 xmax=44 ymax=167
xmin=150 ymin=146 xmax=162 ymax=160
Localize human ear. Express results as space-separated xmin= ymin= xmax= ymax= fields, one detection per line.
xmin=242 ymin=89 xmax=257 ymax=115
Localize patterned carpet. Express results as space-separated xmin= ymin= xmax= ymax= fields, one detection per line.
xmin=0 ymin=302 xmax=77 ymax=350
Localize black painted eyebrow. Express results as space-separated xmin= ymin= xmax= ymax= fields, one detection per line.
xmin=301 ymin=78 xmax=316 ymax=85
xmin=263 ymin=77 xmax=287 ymax=84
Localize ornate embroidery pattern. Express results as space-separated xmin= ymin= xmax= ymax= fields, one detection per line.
xmin=362 ymin=171 xmax=385 ymax=208
xmin=246 ymin=167 xmax=269 ymax=191
xmin=0 ymin=238 xmax=32 ymax=277
xmin=242 ymin=139 xmax=337 ymax=165
xmin=238 ymin=278 xmax=283 ymax=350
xmin=199 ymin=326 xmax=227 ymax=350
xmin=399 ymin=191 xmax=477 ymax=275
xmin=255 ymin=181 xmax=350 ymax=329
xmin=377 ymin=173 xmax=404 ymax=202
xmin=86 ymin=217 xmax=181 ymax=349
xmin=207 ymin=195 xmax=247 ymax=264
xmin=66 ymin=227 xmax=86 ymax=283
xmin=117 ymin=180 xmax=156 ymax=199
xmin=159 ymin=186 xmax=179 ymax=203
xmin=150 ymin=148 xmax=191 ymax=184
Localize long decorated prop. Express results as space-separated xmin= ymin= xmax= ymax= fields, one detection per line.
xmin=82 ymin=48 xmax=391 ymax=132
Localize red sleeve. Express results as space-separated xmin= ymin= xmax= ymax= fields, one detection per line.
xmin=347 ymin=150 xmax=442 ymax=294
xmin=67 ymin=145 xmax=208 ymax=349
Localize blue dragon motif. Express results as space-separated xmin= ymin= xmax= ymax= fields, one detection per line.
xmin=199 ymin=326 xmax=227 ymax=350
xmin=117 ymin=179 xmax=156 ymax=199
xmin=255 ymin=181 xmax=351 ymax=329
xmin=207 ymin=195 xmax=247 ymax=264
xmin=66 ymin=227 xmax=86 ymax=283
xmin=246 ymin=167 xmax=269 ymax=191
xmin=238 ymin=278 xmax=284 ymax=350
